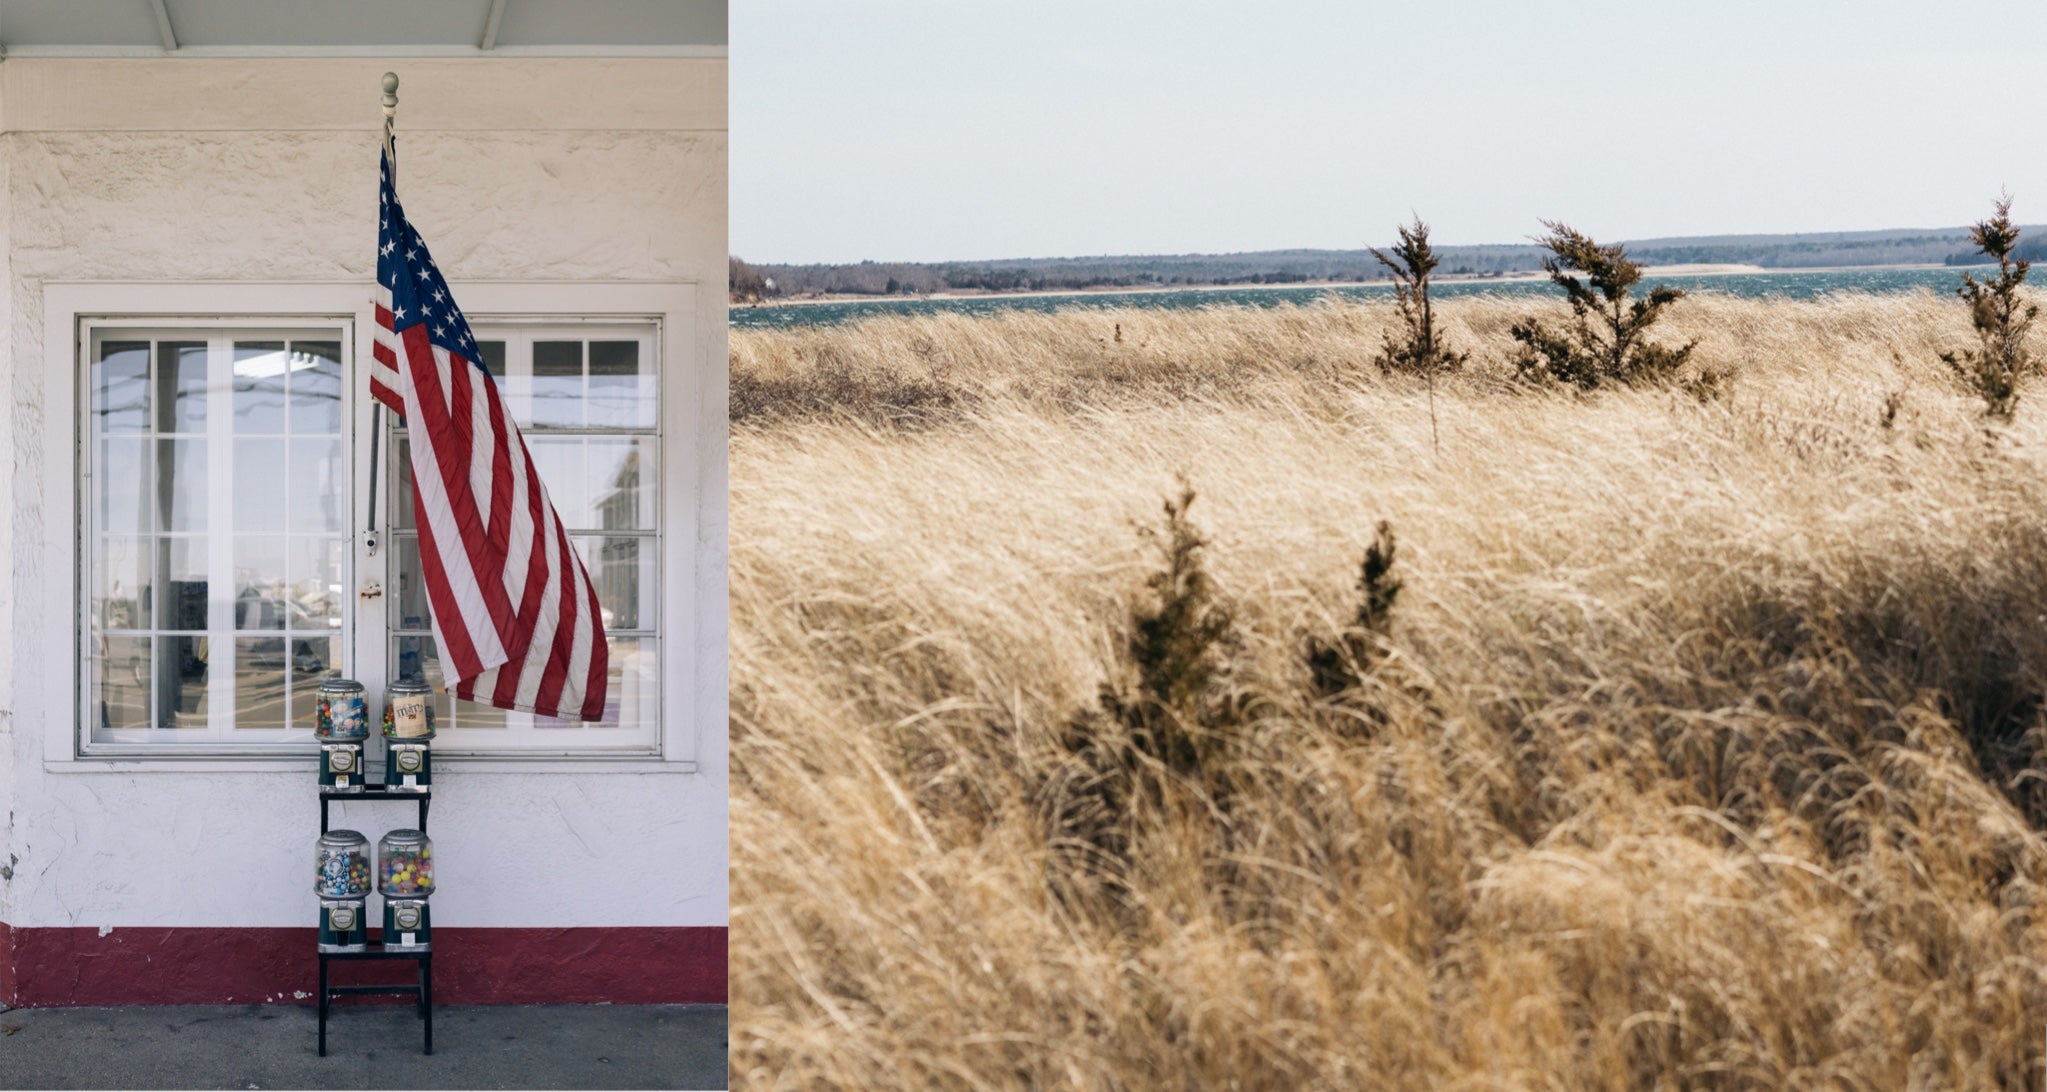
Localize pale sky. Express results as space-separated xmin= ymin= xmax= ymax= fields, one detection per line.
xmin=732 ymin=1 xmax=2047 ymax=264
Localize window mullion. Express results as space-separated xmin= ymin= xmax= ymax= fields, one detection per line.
xmin=205 ymin=335 xmax=237 ymax=741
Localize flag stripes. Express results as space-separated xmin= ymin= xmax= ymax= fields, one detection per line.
xmin=373 ymin=149 xmax=608 ymax=722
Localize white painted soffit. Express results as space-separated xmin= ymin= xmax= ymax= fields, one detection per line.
xmin=0 ymin=0 xmax=727 ymax=58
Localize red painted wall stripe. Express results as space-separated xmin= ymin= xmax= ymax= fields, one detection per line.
xmin=0 ymin=920 xmax=15 ymax=1007
xmin=0 ymin=924 xmax=725 ymax=1007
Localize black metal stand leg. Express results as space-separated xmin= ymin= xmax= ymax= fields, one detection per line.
xmin=317 ymin=957 xmax=329 ymax=1057
xmin=421 ymin=954 xmax=433 ymax=1055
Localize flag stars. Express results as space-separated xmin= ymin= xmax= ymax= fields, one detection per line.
xmin=393 ymin=305 xmax=407 ymax=319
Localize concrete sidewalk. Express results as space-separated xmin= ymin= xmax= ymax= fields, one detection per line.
xmin=0 ymin=1003 xmax=726 ymax=1090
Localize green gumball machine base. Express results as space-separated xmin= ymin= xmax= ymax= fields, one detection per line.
xmin=318 ymin=742 xmax=364 ymax=793
xmin=385 ymin=741 xmax=431 ymax=792
xmin=382 ymin=897 xmax=432 ymax=950
xmin=318 ymin=898 xmax=368 ymax=953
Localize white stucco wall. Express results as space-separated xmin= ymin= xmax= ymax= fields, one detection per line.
xmin=0 ymin=58 xmax=728 ymax=930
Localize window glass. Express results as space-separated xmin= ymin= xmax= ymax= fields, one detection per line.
xmin=232 ymin=340 xmax=289 ymax=433
xmin=288 ymin=341 xmax=344 ymax=434
xmin=94 ymin=343 xmax=150 ymax=433
xmin=158 ymin=342 xmax=207 ymax=433
xmin=85 ymin=327 xmax=348 ymax=746
xmin=529 ymin=340 xmax=584 ymax=427
xmin=587 ymin=341 xmax=654 ymax=428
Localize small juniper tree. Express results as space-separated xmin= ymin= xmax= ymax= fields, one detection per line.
xmin=1370 ymin=218 xmax=1469 ymax=377
xmin=1307 ymin=521 xmax=1402 ymax=699
xmin=1941 ymin=193 xmax=2037 ymax=421
xmin=1093 ymin=484 xmax=1240 ymax=776
xmin=1511 ymin=222 xmax=1695 ymax=388
xmin=1371 ymin=218 xmax=1466 ymax=450
xmin=1047 ymin=485 xmax=1241 ymax=903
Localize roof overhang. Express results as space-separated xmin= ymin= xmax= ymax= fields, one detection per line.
xmin=0 ymin=0 xmax=727 ymax=58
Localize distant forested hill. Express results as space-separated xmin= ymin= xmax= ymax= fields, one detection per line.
xmin=739 ymin=226 xmax=2047 ymax=298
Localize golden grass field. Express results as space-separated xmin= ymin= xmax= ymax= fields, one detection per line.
xmin=730 ymin=292 xmax=2047 ymax=1089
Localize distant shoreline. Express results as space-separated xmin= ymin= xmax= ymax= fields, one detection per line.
xmin=745 ymin=262 xmax=1960 ymax=307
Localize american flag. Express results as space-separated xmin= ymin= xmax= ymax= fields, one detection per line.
xmin=371 ymin=149 xmax=609 ymax=722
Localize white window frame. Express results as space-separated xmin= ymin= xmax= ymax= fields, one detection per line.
xmin=78 ymin=318 xmax=357 ymax=752
xmin=40 ymin=282 xmax=702 ymax=773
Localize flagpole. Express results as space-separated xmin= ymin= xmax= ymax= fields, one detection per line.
xmin=367 ymin=72 xmax=397 ymax=557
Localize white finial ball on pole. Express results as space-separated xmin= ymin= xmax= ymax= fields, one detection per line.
xmin=382 ymin=72 xmax=400 ymax=117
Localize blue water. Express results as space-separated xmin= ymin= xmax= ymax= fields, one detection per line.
xmin=732 ymin=266 xmax=1990 ymax=330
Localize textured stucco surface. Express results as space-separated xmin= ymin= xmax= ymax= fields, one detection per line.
xmin=1 ymin=87 xmax=16 ymax=933
xmin=0 ymin=59 xmax=728 ymax=933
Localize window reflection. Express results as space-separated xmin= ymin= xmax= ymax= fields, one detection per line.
xmin=98 ymin=438 xmax=151 ymax=534
xmin=89 ymin=328 xmax=348 ymax=741
xmin=95 ymin=537 xmax=152 ymax=631
xmin=288 ymin=341 xmax=343 ymax=435
xmin=529 ymin=438 xmax=588 ymax=527
xmin=234 ymin=439 xmax=288 ymax=533
xmin=95 ymin=343 xmax=150 ymax=433
xmin=159 ymin=439 xmax=207 ymax=533
xmin=96 ymin=636 xmax=152 ymax=730
xmin=530 ymin=341 xmax=583 ymax=427
xmin=233 ymin=636 xmax=290 ymax=728
xmin=232 ymin=341 xmax=289 ymax=433
xmin=588 ymin=438 xmax=652 ymax=531
xmin=290 ymin=636 xmax=338 ymax=730
xmin=587 ymin=341 xmax=651 ymax=428
xmin=161 ymin=537 xmax=208 ymax=631
xmin=159 ymin=635 xmax=209 ymax=728
xmin=289 ymin=538 xmax=344 ymax=630
xmin=287 ymin=437 xmax=344 ymax=533
xmin=234 ymin=538 xmax=289 ymax=630
xmin=158 ymin=342 xmax=207 ymax=433
xmin=578 ymin=535 xmax=654 ymax=631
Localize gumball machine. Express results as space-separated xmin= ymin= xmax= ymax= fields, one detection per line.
xmin=381 ymin=676 xmax=435 ymax=792
xmin=315 ymin=678 xmax=368 ymax=793
xmin=378 ymin=828 xmax=434 ymax=948
xmin=315 ymin=830 xmax=371 ymax=952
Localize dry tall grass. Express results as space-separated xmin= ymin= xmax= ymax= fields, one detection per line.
xmin=731 ymin=293 xmax=2047 ymax=1090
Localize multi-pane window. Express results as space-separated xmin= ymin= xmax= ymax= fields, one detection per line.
xmin=83 ymin=326 xmax=349 ymax=747
xmin=388 ymin=325 xmax=661 ymax=751
xmin=79 ymin=318 xmax=665 ymax=757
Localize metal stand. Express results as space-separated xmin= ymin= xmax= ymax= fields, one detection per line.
xmin=316 ymin=782 xmax=433 ymax=1056
xmin=318 ymin=946 xmax=433 ymax=1057
xmin=320 ymin=783 xmax=430 ymax=834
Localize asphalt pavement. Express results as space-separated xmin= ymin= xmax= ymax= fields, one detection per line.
xmin=0 ymin=1002 xmax=727 ymax=1090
